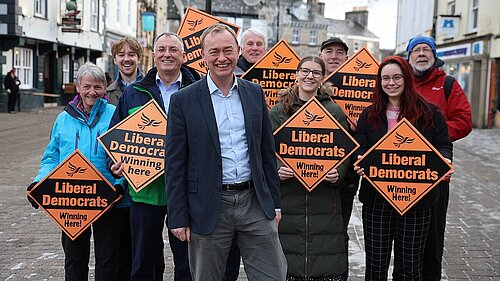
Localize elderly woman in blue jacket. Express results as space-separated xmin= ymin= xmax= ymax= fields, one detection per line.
xmin=28 ymin=62 xmax=125 ymax=280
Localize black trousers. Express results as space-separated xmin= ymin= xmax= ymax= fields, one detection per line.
xmin=130 ymin=202 xmax=167 ymax=281
xmin=61 ymin=208 xmax=121 ymax=281
xmin=423 ymin=182 xmax=449 ymax=281
xmin=116 ymin=207 xmax=132 ymax=281
xmin=7 ymin=90 xmax=17 ymax=112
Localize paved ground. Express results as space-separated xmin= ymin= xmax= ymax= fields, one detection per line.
xmin=0 ymin=107 xmax=499 ymax=280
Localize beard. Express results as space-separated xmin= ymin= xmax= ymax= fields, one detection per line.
xmin=411 ymin=57 xmax=435 ymax=73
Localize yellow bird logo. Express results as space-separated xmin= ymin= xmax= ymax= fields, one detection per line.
xmin=353 ymin=58 xmax=372 ymax=71
xmin=187 ymin=19 xmax=203 ymax=31
xmin=272 ymin=52 xmax=292 ymax=67
xmin=302 ymin=110 xmax=324 ymax=126
xmin=66 ymin=162 xmax=87 ymax=177
xmin=138 ymin=113 xmax=162 ymax=130
xmin=393 ymin=132 xmax=415 ymax=147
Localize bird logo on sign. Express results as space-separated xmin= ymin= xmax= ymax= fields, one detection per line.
xmin=302 ymin=110 xmax=324 ymax=126
xmin=187 ymin=19 xmax=203 ymax=31
xmin=138 ymin=113 xmax=162 ymax=130
xmin=393 ymin=132 xmax=415 ymax=147
xmin=66 ymin=162 xmax=87 ymax=177
xmin=272 ymin=52 xmax=292 ymax=67
xmin=354 ymin=58 xmax=372 ymax=71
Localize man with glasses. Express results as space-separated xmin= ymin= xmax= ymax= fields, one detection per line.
xmin=109 ymin=32 xmax=200 ymax=281
xmin=406 ymin=35 xmax=472 ymax=281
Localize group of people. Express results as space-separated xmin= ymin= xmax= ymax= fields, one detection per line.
xmin=28 ymin=21 xmax=472 ymax=281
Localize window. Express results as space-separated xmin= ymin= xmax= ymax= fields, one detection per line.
xmin=353 ymin=41 xmax=360 ymax=52
xmin=62 ymin=55 xmax=70 ymax=84
xmin=309 ymin=30 xmax=317 ymax=46
xmin=91 ymin=0 xmax=99 ymax=31
xmin=13 ymin=47 xmax=33 ymax=89
xmin=117 ymin=0 xmax=120 ymax=23
xmin=470 ymin=0 xmax=479 ymax=31
xmin=448 ymin=1 xmax=456 ymax=14
xmin=292 ymin=29 xmax=300 ymax=44
xmin=35 ymin=0 xmax=47 ymax=18
xmin=128 ymin=1 xmax=132 ymax=27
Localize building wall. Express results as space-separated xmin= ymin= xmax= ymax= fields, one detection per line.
xmin=395 ymin=0 xmax=434 ymax=54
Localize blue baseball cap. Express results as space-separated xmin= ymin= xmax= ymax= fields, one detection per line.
xmin=406 ymin=36 xmax=437 ymax=60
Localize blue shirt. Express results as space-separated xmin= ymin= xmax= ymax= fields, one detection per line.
xmin=207 ymin=73 xmax=252 ymax=184
xmin=156 ymin=72 xmax=182 ymax=112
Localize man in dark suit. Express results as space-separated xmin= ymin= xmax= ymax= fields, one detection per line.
xmin=165 ymin=23 xmax=286 ymax=281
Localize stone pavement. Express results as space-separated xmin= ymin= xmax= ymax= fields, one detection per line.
xmin=0 ymin=107 xmax=498 ymax=280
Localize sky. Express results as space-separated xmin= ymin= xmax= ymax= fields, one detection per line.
xmin=321 ymin=0 xmax=398 ymax=49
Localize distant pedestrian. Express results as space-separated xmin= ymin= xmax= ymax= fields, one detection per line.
xmin=406 ymin=35 xmax=472 ymax=281
xmin=353 ymin=56 xmax=453 ymax=280
xmin=4 ymin=68 xmax=21 ymax=113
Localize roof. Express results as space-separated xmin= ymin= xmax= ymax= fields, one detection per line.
xmin=327 ymin=18 xmax=379 ymax=39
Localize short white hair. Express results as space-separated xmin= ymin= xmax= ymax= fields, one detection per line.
xmin=239 ymin=28 xmax=267 ymax=49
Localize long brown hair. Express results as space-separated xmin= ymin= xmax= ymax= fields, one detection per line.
xmin=367 ymin=56 xmax=434 ymax=130
xmin=279 ymin=55 xmax=332 ymax=115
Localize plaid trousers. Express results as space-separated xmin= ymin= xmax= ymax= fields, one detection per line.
xmin=362 ymin=196 xmax=431 ymax=281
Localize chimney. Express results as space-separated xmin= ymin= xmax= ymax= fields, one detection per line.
xmin=345 ymin=6 xmax=369 ymax=29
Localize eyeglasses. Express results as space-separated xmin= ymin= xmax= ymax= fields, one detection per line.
xmin=412 ymin=47 xmax=433 ymax=54
xmin=380 ymin=74 xmax=404 ymax=84
xmin=298 ymin=68 xmax=323 ymax=78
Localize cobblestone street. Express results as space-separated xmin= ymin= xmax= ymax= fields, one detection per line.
xmin=1 ymin=108 xmax=498 ymax=280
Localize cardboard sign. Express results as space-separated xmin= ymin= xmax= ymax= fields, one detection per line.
xmin=27 ymin=150 xmax=120 ymax=240
xmin=177 ymin=7 xmax=240 ymax=74
xmin=98 ymin=100 xmax=167 ymax=193
xmin=240 ymin=39 xmax=300 ymax=109
xmin=274 ymin=97 xmax=359 ymax=191
xmin=324 ymin=47 xmax=379 ymax=126
xmin=354 ymin=118 xmax=453 ymax=215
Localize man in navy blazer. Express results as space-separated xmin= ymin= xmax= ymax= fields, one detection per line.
xmin=165 ymin=24 xmax=286 ymax=281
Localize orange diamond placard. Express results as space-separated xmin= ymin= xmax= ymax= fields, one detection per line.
xmin=324 ymin=47 xmax=379 ymax=126
xmin=354 ymin=118 xmax=453 ymax=215
xmin=274 ymin=97 xmax=359 ymax=191
xmin=27 ymin=150 xmax=120 ymax=240
xmin=98 ymin=99 xmax=166 ymax=193
xmin=177 ymin=7 xmax=240 ymax=74
xmin=241 ymin=39 xmax=300 ymax=109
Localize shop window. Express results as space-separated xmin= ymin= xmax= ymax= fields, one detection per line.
xmin=14 ymin=47 xmax=33 ymax=89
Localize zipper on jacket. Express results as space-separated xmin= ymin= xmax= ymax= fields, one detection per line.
xmin=305 ymin=191 xmax=309 ymax=278
xmin=75 ymin=131 xmax=79 ymax=150
xmin=94 ymin=131 xmax=100 ymax=155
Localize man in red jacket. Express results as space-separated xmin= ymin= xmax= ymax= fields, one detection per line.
xmin=407 ymin=36 xmax=472 ymax=281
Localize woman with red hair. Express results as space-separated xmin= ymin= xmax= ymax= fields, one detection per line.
xmin=353 ymin=56 xmax=453 ymax=280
